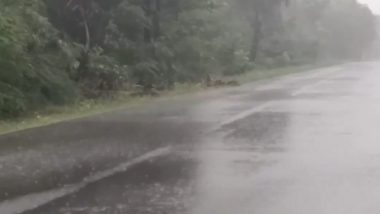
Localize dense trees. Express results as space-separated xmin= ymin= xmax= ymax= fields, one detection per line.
xmin=284 ymin=0 xmax=377 ymax=61
xmin=0 ymin=0 xmax=378 ymax=118
xmin=235 ymin=0 xmax=289 ymax=61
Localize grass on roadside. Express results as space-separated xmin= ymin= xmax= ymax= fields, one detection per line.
xmin=0 ymin=84 xmax=206 ymax=135
xmin=228 ymin=64 xmax=318 ymax=83
xmin=0 ymin=64 xmax=322 ymax=135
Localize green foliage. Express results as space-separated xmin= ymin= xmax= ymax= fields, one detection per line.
xmin=0 ymin=0 xmax=378 ymax=119
xmin=0 ymin=1 xmax=78 ymax=117
xmin=0 ymin=82 xmax=26 ymax=118
xmin=274 ymin=0 xmax=377 ymax=61
xmin=80 ymin=48 xmax=129 ymax=98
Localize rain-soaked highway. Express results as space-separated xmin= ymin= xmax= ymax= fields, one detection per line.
xmin=2 ymin=62 xmax=380 ymax=214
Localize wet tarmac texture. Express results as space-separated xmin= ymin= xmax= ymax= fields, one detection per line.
xmin=4 ymin=62 xmax=380 ymax=214
xmin=24 ymin=152 xmax=198 ymax=214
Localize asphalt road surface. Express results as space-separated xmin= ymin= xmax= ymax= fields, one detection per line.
xmin=3 ymin=62 xmax=380 ymax=214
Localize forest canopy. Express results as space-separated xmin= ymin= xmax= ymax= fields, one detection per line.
xmin=0 ymin=0 xmax=378 ymax=118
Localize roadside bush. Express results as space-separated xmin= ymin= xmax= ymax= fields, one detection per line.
xmin=222 ymin=48 xmax=253 ymax=75
xmin=0 ymin=1 xmax=78 ymax=118
xmin=80 ymin=49 xmax=129 ymax=98
xmin=0 ymin=83 xmax=26 ymax=118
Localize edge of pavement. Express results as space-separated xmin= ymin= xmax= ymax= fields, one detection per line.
xmin=0 ymin=147 xmax=172 ymax=214
xmin=0 ymin=62 xmax=347 ymax=212
xmin=0 ymin=62 xmax=340 ymax=137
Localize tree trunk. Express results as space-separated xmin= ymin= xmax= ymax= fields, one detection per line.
xmin=174 ymin=0 xmax=180 ymax=20
xmin=143 ymin=0 xmax=161 ymax=43
xmin=152 ymin=0 xmax=161 ymax=40
xmin=77 ymin=8 xmax=91 ymax=81
xmin=78 ymin=7 xmax=91 ymax=52
xmin=250 ymin=11 xmax=262 ymax=62
xmin=83 ymin=19 xmax=91 ymax=51
xmin=143 ymin=0 xmax=152 ymax=43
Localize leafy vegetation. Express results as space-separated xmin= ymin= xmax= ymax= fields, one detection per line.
xmin=0 ymin=0 xmax=377 ymax=119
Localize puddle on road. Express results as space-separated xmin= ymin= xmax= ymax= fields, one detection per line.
xmin=222 ymin=112 xmax=290 ymax=152
xmin=21 ymin=112 xmax=291 ymax=214
xmin=22 ymin=144 xmax=282 ymax=214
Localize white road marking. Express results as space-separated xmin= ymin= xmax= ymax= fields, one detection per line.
xmin=291 ymin=67 xmax=343 ymax=97
xmin=217 ymin=66 xmax=343 ymax=128
xmin=218 ymin=102 xmax=275 ymax=128
xmin=0 ymin=147 xmax=172 ymax=214
xmin=0 ymin=65 xmax=345 ymax=214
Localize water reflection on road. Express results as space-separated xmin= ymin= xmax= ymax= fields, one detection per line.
xmin=25 ymin=110 xmax=291 ymax=214
xmin=22 ymin=62 xmax=380 ymax=214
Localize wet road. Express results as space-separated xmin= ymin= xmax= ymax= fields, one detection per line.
xmin=4 ymin=62 xmax=380 ymax=214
